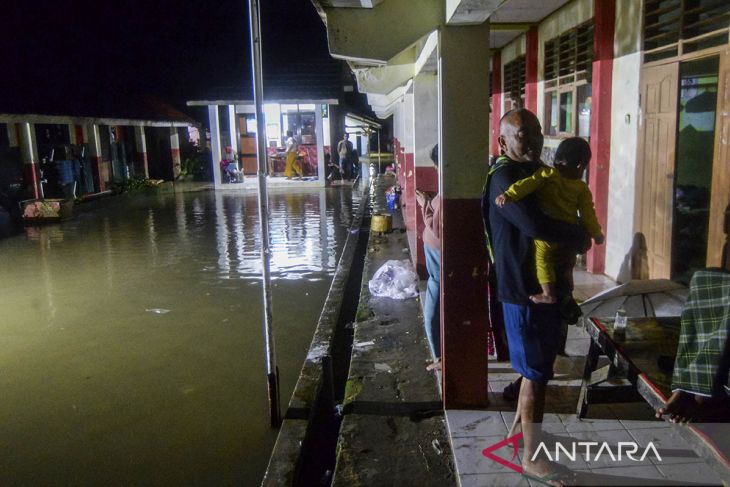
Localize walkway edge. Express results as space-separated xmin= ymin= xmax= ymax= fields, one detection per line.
xmin=261 ymin=186 xmax=369 ymax=486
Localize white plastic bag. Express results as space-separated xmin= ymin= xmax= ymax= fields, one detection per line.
xmin=368 ymin=259 xmax=419 ymax=299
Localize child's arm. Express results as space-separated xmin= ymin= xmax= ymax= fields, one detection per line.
xmin=577 ymin=185 xmax=604 ymax=243
xmin=494 ymin=166 xmax=554 ymax=206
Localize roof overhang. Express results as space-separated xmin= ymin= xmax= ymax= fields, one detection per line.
xmin=187 ymin=99 xmax=339 ymax=107
xmin=0 ymin=113 xmax=193 ymax=127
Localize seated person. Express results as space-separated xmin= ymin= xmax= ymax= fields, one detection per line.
xmin=656 ymin=268 xmax=730 ymax=423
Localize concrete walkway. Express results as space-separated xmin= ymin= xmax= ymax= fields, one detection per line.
xmin=445 ymin=275 xmax=724 ymax=486
xmin=333 ymin=173 xmax=456 ymax=486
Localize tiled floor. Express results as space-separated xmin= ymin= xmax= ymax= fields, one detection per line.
xmin=444 ymin=270 xmax=724 ymax=486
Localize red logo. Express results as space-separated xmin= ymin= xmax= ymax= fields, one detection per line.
xmin=482 ymin=432 xmax=524 ymax=474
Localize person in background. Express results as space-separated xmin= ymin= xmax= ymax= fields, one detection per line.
xmin=284 ymin=131 xmax=302 ymax=179
xmin=415 ymin=144 xmax=441 ymax=372
xmin=337 ymin=133 xmax=354 ymax=180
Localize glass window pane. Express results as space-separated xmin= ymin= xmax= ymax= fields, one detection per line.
xmin=544 ymin=92 xmax=558 ymax=136
xmin=577 ymin=84 xmax=592 ymax=137
xmin=559 ymin=91 xmax=573 ymax=133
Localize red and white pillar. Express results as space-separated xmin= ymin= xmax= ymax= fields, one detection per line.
xmin=87 ymin=124 xmax=103 ymax=192
xmin=402 ymin=91 xmax=416 ymax=260
xmin=170 ymin=126 xmax=181 ymax=180
xmin=587 ymin=0 xmax=615 ymax=274
xmin=134 ymin=126 xmax=149 ymax=179
xmin=439 ymin=23 xmax=491 ymax=408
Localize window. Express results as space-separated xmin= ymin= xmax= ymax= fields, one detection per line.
xmin=643 ymin=0 xmax=730 ymax=63
xmin=543 ymin=21 xmax=593 ymax=137
xmin=503 ymin=56 xmax=526 ymax=110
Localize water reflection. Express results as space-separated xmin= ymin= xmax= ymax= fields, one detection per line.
xmin=0 ymin=187 xmax=355 ymax=485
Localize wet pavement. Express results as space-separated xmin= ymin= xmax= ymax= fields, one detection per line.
xmin=0 ymin=186 xmax=357 ymax=485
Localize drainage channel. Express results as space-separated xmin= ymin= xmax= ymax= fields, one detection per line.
xmin=294 ymin=211 xmax=371 ymax=486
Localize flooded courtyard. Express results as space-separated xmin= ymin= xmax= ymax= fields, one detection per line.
xmin=0 ymin=187 xmax=357 ymax=485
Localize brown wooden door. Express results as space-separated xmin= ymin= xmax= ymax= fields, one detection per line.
xmin=708 ymin=48 xmax=730 ymax=269
xmin=636 ymin=63 xmax=679 ymax=279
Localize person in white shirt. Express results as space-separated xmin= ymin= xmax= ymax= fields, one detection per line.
xmin=284 ymin=130 xmax=303 ymax=179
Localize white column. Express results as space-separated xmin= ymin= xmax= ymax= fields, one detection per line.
xmin=134 ymin=126 xmax=149 ymax=178
xmin=7 ymin=123 xmax=19 ymax=148
xmin=228 ymin=105 xmax=238 ymax=155
xmin=413 ymin=72 xmax=439 ymax=169
xmin=170 ymin=126 xmax=181 ymax=180
xmin=315 ymin=104 xmax=325 ymax=185
xmin=209 ymin=105 xmax=223 ymax=189
xmin=18 ymin=122 xmax=40 ymax=199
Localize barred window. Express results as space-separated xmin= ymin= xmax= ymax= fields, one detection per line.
xmin=643 ymin=0 xmax=730 ymax=63
xmin=503 ymin=55 xmax=526 ymax=110
xmin=543 ymin=21 xmax=594 ymax=137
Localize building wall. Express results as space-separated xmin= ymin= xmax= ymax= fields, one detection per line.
xmin=605 ymin=0 xmax=643 ymax=281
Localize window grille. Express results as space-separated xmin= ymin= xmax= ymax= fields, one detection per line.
xmin=503 ymin=55 xmax=526 ymax=107
xmin=643 ymin=0 xmax=730 ymax=62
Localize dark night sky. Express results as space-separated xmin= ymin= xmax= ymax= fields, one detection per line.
xmin=1 ymin=0 xmax=333 ymax=113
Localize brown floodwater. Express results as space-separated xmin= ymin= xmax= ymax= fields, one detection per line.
xmin=0 ymin=186 xmax=356 ymax=485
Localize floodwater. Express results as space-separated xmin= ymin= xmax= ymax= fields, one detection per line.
xmin=0 ymin=186 xmax=357 ymax=485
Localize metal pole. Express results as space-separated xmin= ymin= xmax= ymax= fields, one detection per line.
xmin=248 ymin=0 xmax=281 ymax=428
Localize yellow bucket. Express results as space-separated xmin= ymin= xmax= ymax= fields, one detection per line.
xmin=371 ymin=213 xmax=392 ymax=233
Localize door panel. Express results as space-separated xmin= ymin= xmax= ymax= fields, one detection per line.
xmin=708 ymin=48 xmax=730 ymax=268
xmin=637 ymin=63 xmax=679 ymax=279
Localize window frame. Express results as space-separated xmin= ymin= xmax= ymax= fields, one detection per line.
xmin=543 ymin=20 xmax=594 ymax=139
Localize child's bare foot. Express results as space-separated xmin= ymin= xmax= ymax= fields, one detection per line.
xmin=530 ymin=293 xmax=556 ymax=304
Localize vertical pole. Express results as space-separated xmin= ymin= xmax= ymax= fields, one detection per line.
xmin=248 ymin=0 xmax=281 ymax=428
xmin=524 ymin=27 xmax=539 ymax=113
xmin=315 ymin=104 xmax=325 ymax=184
xmin=170 ymin=126 xmax=182 ymax=180
xmin=135 ymin=126 xmax=150 ymax=179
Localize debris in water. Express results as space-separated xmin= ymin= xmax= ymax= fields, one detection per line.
xmin=145 ymin=308 xmax=171 ymax=314
xmin=432 ymin=439 xmax=443 ymax=455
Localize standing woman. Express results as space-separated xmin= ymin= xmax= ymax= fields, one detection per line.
xmin=415 ymin=144 xmax=442 ymax=371
xmin=284 ymin=130 xmax=302 ymax=179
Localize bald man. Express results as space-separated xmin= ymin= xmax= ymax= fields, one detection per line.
xmin=483 ymin=108 xmax=588 ymax=485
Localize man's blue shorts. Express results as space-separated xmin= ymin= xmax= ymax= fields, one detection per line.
xmin=502 ymin=302 xmax=562 ymax=383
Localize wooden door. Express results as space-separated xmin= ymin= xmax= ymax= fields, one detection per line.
xmin=636 ymin=63 xmax=679 ymax=279
xmin=708 ymin=48 xmax=730 ymax=269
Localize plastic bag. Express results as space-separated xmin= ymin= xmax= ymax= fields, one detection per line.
xmin=368 ymin=259 xmax=419 ymax=299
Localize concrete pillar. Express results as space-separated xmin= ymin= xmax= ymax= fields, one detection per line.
xmin=402 ymin=90 xmax=416 ymax=251
xmin=209 ymin=105 xmax=223 ymax=189
xmin=412 ymin=71 xmax=439 ymax=278
xmin=170 ymin=126 xmax=181 ymax=180
xmin=587 ymin=0 xmax=615 ymax=274
xmin=490 ymin=52 xmax=502 ymax=157
xmin=7 ymin=123 xmax=19 ymax=148
xmin=438 ymin=23 xmax=490 ymax=408
xmin=18 ymin=122 xmax=40 ymax=199
xmin=227 ymin=104 xmax=238 ymax=156
xmin=134 ymin=126 xmax=149 ymax=178
xmin=88 ymin=124 xmax=103 ymax=192
xmin=525 ymin=27 xmax=539 ymax=113
xmin=315 ymin=104 xmax=326 ymax=185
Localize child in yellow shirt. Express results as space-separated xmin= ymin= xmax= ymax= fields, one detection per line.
xmin=495 ymin=137 xmax=604 ymax=304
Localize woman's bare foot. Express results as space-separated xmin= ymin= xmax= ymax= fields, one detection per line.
xmin=530 ymin=293 xmax=556 ymax=304
xmin=426 ymin=359 xmax=442 ymax=371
